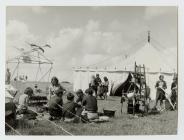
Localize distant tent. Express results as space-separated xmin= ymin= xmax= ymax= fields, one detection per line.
xmin=73 ymin=34 xmax=177 ymax=100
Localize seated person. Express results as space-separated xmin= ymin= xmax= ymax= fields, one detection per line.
xmin=82 ymin=88 xmax=98 ymax=120
xmin=17 ymin=87 xmax=37 ymax=119
xmin=62 ymin=92 xmax=82 ymax=122
xmin=48 ymin=88 xmax=63 ymax=120
xmin=76 ymin=89 xmax=85 ymax=105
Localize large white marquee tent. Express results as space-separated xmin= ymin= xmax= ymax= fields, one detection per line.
xmin=73 ymin=34 xmax=177 ymax=99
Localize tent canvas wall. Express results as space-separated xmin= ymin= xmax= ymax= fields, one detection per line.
xmin=73 ymin=40 xmax=176 ymax=100
xmin=73 ymin=68 xmax=130 ymax=95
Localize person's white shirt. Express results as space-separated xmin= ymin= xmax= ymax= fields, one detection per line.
xmin=18 ymin=94 xmax=28 ymax=110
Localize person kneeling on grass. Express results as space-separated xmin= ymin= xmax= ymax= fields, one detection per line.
xmin=17 ymin=87 xmax=37 ymax=119
xmin=62 ymin=92 xmax=82 ymax=123
xmin=48 ymin=88 xmax=63 ymax=120
xmin=82 ymin=88 xmax=99 ymax=120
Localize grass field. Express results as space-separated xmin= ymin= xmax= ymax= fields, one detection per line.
xmin=6 ymin=82 xmax=178 ymax=135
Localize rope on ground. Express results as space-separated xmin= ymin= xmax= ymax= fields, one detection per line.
xmin=28 ymin=108 xmax=73 ymax=136
xmin=45 ymin=117 xmax=73 ymax=136
xmin=5 ymin=122 xmax=21 ymax=135
xmin=56 ymin=103 xmax=90 ymax=124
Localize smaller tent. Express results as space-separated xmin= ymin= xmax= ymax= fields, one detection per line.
xmin=111 ymin=72 xmax=134 ymax=96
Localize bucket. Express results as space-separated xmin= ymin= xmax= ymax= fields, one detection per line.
xmin=103 ymin=109 xmax=116 ymax=117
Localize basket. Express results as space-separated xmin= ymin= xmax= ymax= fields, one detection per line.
xmin=103 ymin=109 xmax=116 ymax=117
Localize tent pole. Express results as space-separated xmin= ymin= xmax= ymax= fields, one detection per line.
xmin=35 ymin=51 xmax=40 ymax=81
xmin=10 ymin=62 xmax=19 ymax=81
xmin=17 ymin=60 xmax=20 ymax=81
xmin=148 ymin=30 xmax=150 ymax=44
xmin=48 ymin=64 xmax=53 ymax=82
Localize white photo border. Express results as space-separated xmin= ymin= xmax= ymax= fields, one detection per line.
xmin=0 ymin=0 xmax=183 ymax=140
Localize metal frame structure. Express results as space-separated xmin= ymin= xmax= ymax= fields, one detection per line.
xmin=6 ymin=46 xmax=53 ymax=82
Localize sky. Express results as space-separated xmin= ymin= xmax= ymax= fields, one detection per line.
xmin=6 ymin=6 xmax=177 ymax=82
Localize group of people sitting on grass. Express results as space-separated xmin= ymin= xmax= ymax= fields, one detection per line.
xmin=48 ymin=88 xmax=98 ymax=122
xmin=47 ymin=76 xmax=103 ymax=122
xmin=17 ymin=76 xmax=102 ymax=123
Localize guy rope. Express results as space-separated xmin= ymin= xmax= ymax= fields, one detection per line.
xmin=28 ymin=108 xmax=73 ymax=136
xmin=5 ymin=122 xmax=21 ymax=135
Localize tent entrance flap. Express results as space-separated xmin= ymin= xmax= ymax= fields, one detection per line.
xmin=111 ymin=73 xmax=135 ymax=96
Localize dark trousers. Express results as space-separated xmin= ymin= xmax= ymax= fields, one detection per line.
xmin=92 ymin=86 xmax=97 ymax=97
xmin=48 ymin=108 xmax=62 ymax=118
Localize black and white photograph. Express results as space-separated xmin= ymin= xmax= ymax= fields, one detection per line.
xmin=5 ymin=5 xmax=178 ymax=135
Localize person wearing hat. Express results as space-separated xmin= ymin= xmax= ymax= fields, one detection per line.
xmin=17 ymin=87 xmax=37 ymax=118
xmin=48 ymin=76 xmax=66 ymax=100
xmin=48 ymin=88 xmax=63 ymax=120
xmin=82 ymin=88 xmax=98 ymax=120
xmin=62 ymin=92 xmax=81 ymax=122
xmin=154 ymin=75 xmax=167 ymax=111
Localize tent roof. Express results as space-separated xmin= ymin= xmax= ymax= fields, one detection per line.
xmin=108 ymin=43 xmax=176 ymax=73
xmin=74 ymin=42 xmax=176 ymax=74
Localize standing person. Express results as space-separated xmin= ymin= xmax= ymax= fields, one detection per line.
xmin=6 ymin=68 xmax=11 ymax=85
xmin=154 ymin=75 xmax=167 ymax=111
xmin=25 ymin=75 xmax=28 ymax=81
xmin=48 ymin=88 xmax=63 ymax=120
xmin=48 ymin=76 xmax=66 ymax=100
xmin=171 ymin=75 xmax=178 ymax=109
xmin=82 ymin=88 xmax=98 ymax=120
xmin=89 ymin=75 xmax=96 ymax=96
xmin=102 ymin=76 xmax=109 ymax=100
xmin=95 ymin=74 xmax=102 ymax=98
